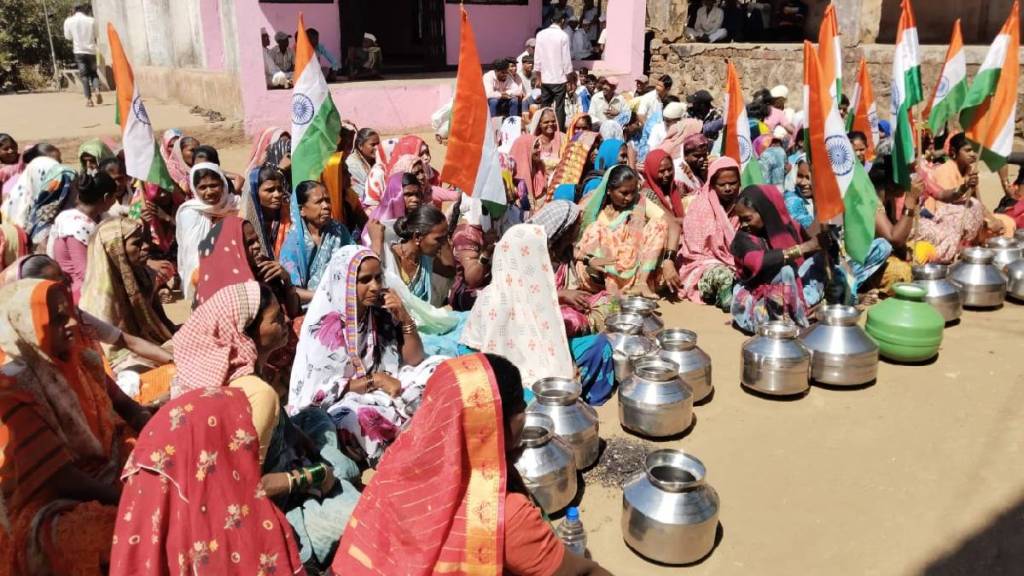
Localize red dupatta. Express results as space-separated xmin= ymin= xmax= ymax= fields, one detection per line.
xmin=332 ymin=354 xmax=506 ymax=575
xmin=110 ymin=386 xmax=305 ymax=576
xmin=730 ymin=184 xmax=807 ymax=283
xmin=643 ymin=149 xmax=684 ymax=218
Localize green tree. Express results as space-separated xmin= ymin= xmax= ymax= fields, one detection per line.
xmin=0 ymin=0 xmax=78 ymax=92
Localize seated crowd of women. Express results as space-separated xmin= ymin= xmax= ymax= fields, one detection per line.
xmin=1 ymin=102 xmax=1020 ymax=572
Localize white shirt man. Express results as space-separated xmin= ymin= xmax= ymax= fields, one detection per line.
xmin=534 ymin=23 xmax=573 ymax=86
xmin=482 ymin=68 xmax=524 ymax=100
xmin=687 ymin=2 xmax=727 ymax=43
xmin=647 ymin=102 xmax=685 ymax=150
xmin=63 ymin=8 xmax=96 ymax=55
xmin=588 ymin=80 xmax=626 ymax=128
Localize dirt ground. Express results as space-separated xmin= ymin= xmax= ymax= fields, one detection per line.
xmin=6 ymin=91 xmax=1024 ymax=575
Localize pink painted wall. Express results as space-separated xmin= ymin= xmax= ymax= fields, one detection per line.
xmin=445 ymin=0 xmax=543 ymax=66
xmin=198 ymin=0 xmax=226 ymax=70
xmin=574 ymin=0 xmax=646 ymax=84
xmin=231 ymin=0 xmax=452 ymax=134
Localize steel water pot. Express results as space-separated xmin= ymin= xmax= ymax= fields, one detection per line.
xmin=619 ymin=357 xmax=693 ymax=437
xmin=513 ymin=413 xmax=577 ymax=514
xmin=622 ymin=450 xmax=720 ymax=565
xmin=865 ymin=283 xmax=944 ymax=362
xmin=949 ymin=247 xmax=1007 ymax=308
xmin=741 ymin=322 xmax=810 ymax=396
xmin=912 ymin=264 xmax=963 ymax=323
xmin=799 ymin=306 xmax=878 ymax=386
xmin=1007 ymin=259 xmax=1024 ymax=301
xmin=527 ymin=378 xmax=600 ymax=469
xmin=1016 ymin=228 xmax=1024 ymax=244
xmin=985 ymin=237 xmax=1023 ymax=271
xmin=620 ymin=296 xmax=664 ymax=338
xmin=657 ymin=329 xmax=712 ymax=402
xmin=606 ymin=313 xmax=659 ymax=382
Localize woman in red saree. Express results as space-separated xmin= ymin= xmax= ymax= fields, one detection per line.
xmin=331 ymin=354 xmax=612 ymax=576
xmin=109 ymin=384 xmax=306 ymax=576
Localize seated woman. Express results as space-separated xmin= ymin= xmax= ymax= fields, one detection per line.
xmin=346 ymin=128 xmax=380 ymax=206
xmin=240 ymin=164 xmax=292 ymax=259
xmin=461 ymin=225 xmax=616 ymax=405
xmin=80 ymin=217 xmax=176 ymax=373
xmin=175 ymin=163 xmax=239 ymax=300
xmin=17 ymin=157 xmax=76 ymax=252
xmin=530 ymin=107 xmax=566 ymax=174
xmin=643 ymin=149 xmax=685 ymax=223
xmin=110 ymin=384 xmax=307 ymax=575
xmin=246 ymin=127 xmax=292 ymax=183
xmin=549 ymin=132 xmax=601 ymax=202
xmin=331 ymin=354 xmax=613 ymax=576
xmin=678 ymin=157 xmax=741 ymax=308
xmin=0 ymin=221 xmax=29 ymax=270
xmin=168 ymin=280 xmax=360 ymax=569
xmin=448 ymin=194 xmax=497 ymax=311
xmin=77 ymin=138 xmax=115 ymax=175
xmin=678 ymin=133 xmax=711 ymax=196
xmin=914 ymin=132 xmax=1015 ymax=263
xmin=48 ymin=172 xmax=116 ymax=301
xmin=280 ymin=180 xmax=354 ymax=303
xmin=783 ymin=153 xmax=814 ymax=229
xmin=510 ymin=133 xmax=549 ymax=211
xmin=363 ymin=171 xmax=424 ymax=253
xmin=0 ymin=279 xmax=145 ymax=576
xmin=577 ymin=164 xmax=681 ymax=299
xmin=730 ymin=185 xmax=825 ymax=332
xmin=166 ymin=134 xmax=198 ymax=194
xmin=576 ymin=138 xmax=632 ymax=199
xmin=380 ymin=204 xmax=465 ymax=356
xmin=867 ymin=156 xmax=921 ymax=290
xmin=290 ymin=246 xmax=445 ymax=466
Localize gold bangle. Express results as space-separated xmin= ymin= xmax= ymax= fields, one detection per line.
xmin=401 ymin=320 xmax=417 ymax=334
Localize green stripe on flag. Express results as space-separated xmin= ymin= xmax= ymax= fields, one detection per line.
xmin=891 ymin=104 xmax=915 ymax=190
xmin=741 ymin=159 xmax=765 ymax=188
xmin=976 ymin=144 xmax=1010 ymax=172
xmin=146 ymin=142 xmax=176 ymax=190
xmin=904 ymin=66 xmax=923 ymax=107
xmin=927 ymin=80 xmax=968 ymax=134
xmin=292 ymin=97 xmax=342 ymax=188
xmin=843 ymin=162 xmax=878 ymax=263
xmin=958 ymin=68 xmax=1000 ymax=129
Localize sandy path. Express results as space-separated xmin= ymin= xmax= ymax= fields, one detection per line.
xmin=8 ymin=90 xmax=1024 ymax=574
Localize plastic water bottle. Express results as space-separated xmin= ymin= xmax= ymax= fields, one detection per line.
xmin=557 ymin=507 xmax=587 ymax=557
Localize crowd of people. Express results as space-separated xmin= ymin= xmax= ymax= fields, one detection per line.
xmin=686 ymin=0 xmax=811 ymax=44
xmin=2 ymin=2 xmax=1022 ymax=575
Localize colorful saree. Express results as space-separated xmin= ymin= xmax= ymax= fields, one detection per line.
xmin=332 ymin=354 xmax=507 ymax=575
xmin=109 ymin=386 xmax=305 ymax=576
xmin=0 ymin=280 xmax=123 ymax=576
xmin=677 ymin=157 xmax=740 ymax=305
xmin=510 ymin=134 xmax=548 ymax=210
xmin=279 ymin=184 xmax=354 ymax=291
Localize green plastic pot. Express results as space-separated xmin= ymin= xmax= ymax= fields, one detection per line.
xmin=865 ymin=283 xmax=944 ymax=362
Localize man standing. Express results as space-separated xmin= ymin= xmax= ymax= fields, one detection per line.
xmin=534 ymin=10 xmax=573 ymax=130
xmin=63 ymin=4 xmax=100 ymax=107
xmin=483 ymin=58 xmax=524 ymax=118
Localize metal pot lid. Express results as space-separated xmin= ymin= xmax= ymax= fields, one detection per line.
xmin=531 ymin=377 xmax=581 ymax=404
xmin=620 ymin=296 xmax=658 ymax=315
xmin=757 ymin=321 xmax=800 ymax=339
xmin=658 ymin=328 xmax=698 ymax=350
xmin=960 ymin=247 xmax=995 ymax=264
xmin=520 ymin=413 xmax=554 ymax=447
xmin=816 ymin=304 xmax=861 ymax=326
xmin=645 ymin=449 xmax=706 ymax=492
xmin=912 ymin=263 xmax=948 ymax=281
xmin=633 ymin=357 xmax=680 ymax=380
xmin=605 ymin=313 xmax=644 ymax=335
xmin=985 ymin=236 xmax=1021 ymax=250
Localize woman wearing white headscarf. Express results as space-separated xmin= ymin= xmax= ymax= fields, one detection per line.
xmin=174 ymin=162 xmax=239 ymax=300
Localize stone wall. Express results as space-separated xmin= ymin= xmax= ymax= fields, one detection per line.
xmin=651 ymin=42 xmax=1024 ymax=135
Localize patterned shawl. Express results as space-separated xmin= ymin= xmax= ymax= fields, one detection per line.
xmin=171 ymin=281 xmax=261 ymax=398
xmin=528 ymin=199 xmax=581 ymax=245
xmin=332 ymin=354 xmax=507 ymax=575
xmin=194 ymin=216 xmax=258 ymax=308
xmin=176 ymin=162 xmax=239 ymax=300
xmin=80 ymin=218 xmax=175 ymax=359
xmin=110 ymin=386 xmax=304 ymax=576
xmin=0 ymin=222 xmax=29 ymax=269
xmin=460 ymin=225 xmax=574 ymax=385
xmin=730 ymin=184 xmax=807 ymax=284
xmin=549 ymin=131 xmax=599 ymax=193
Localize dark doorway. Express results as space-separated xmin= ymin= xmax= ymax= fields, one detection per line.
xmin=342 ymin=0 xmax=447 ymax=73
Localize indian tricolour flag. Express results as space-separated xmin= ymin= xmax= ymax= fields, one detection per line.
xmin=291 ymin=15 xmax=341 ymax=188
xmin=890 ymin=0 xmax=922 ymax=189
xmin=849 ymin=57 xmax=878 ymax=162
xmin=817 ymin=3 xmax=842 ymax=105
xmin=440 ymin=7 xmax=506 ymax=217
xmin=924 ymin=19 xmax=967 ymax=135
xmin=960 ymin=1 xmax=1020 ymax=171
xmin=107 ymin=24 xmax=173 ymax=189
xmin=803 ymin=42 xmax=877 ymax=263
xmin=721 ymin=61 xmax=764 ymax=187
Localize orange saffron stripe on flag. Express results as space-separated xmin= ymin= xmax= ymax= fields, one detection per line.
xmin=723 ymin=61 xmax=743 ymax=165
xmin=817 ymin=4 xmax=839 ymax=100
xmin=106 ymin=24 xmax=134 ymax=133
xmin=440 ymin=8 xmax=488 ymax=196
xmin=803 ymin=41 xmax=843 ymax=223
xmin=966 ymin=1 xmax=1020 ymax=148
xmin=851 ymin=57 xmax=875 ymax=161
xmin=294 ymin=14 xmax=315 ymax=77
